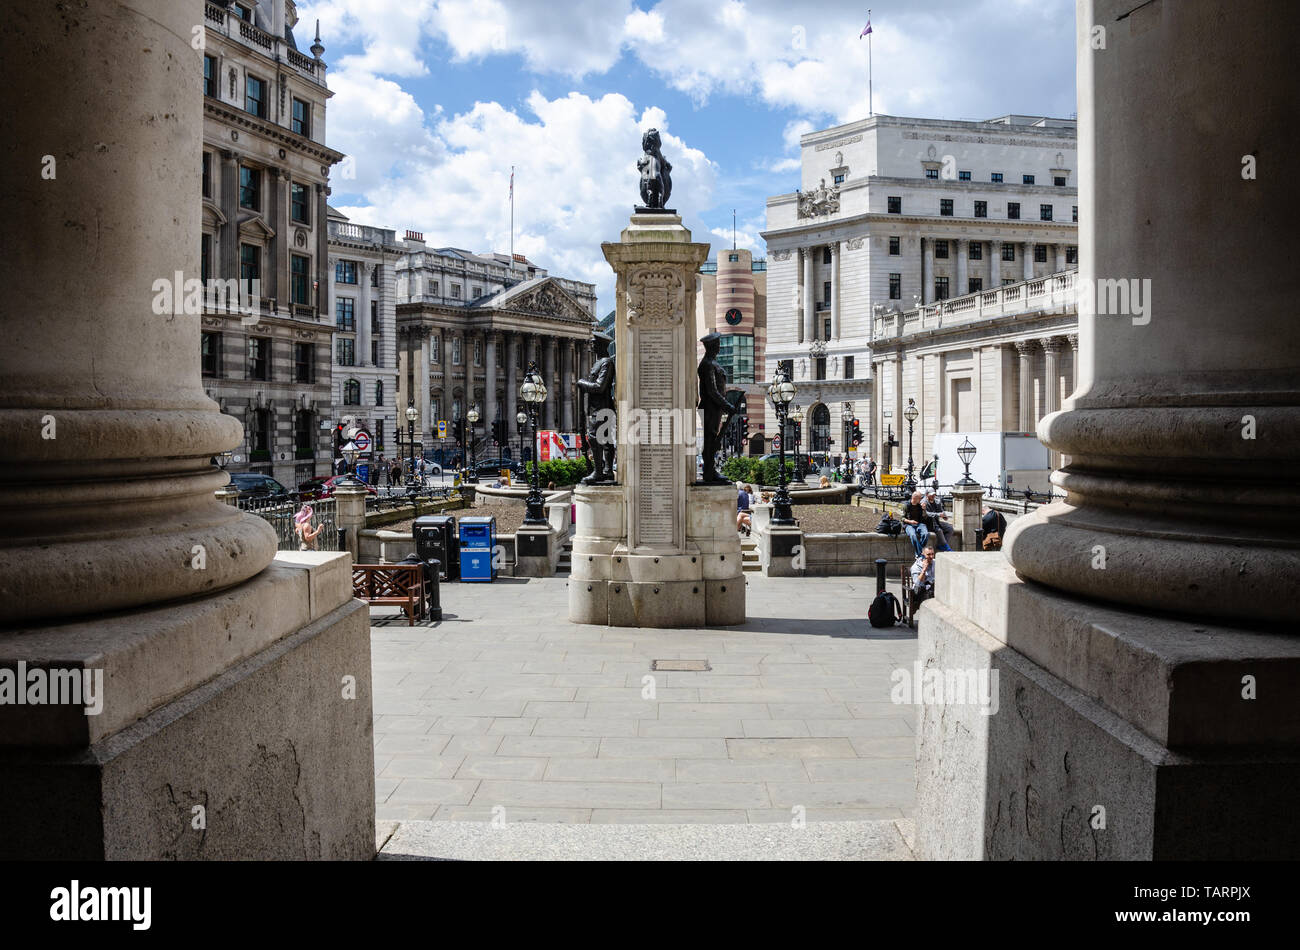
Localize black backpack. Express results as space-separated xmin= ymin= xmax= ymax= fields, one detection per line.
xmin=875 ymin=514 xmax=902 ymax=536
xmin=868 ymin=590 xmax=902 ymax=627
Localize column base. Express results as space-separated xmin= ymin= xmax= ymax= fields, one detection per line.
xmin=0 ymin=553 xmax=375 ymax=860
xmin=915 ymin=552 xmax=1300 ymax=860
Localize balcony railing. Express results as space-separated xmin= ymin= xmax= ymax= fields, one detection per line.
xmin=203 ymin=4 xmax=323 ymax=87
xmin=874 ymin=269 xmax=1076 ymax=340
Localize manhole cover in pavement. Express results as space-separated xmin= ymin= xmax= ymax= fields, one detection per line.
xmin=651 ymin=659 xmax=711 ymax=672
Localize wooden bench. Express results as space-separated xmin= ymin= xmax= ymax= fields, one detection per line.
xmin=352 ymin=564 xmax=425 ymax=625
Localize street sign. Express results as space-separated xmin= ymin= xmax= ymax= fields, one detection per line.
xmin=353 ymin=430 xmax=371 ymax=453
xmin=772 ymin=436 xmax=781 ymax=450
xmin=436 ymin=420 xmax=448 ymax=438
xmin=881 ymin=473 xmax=906 ymax=486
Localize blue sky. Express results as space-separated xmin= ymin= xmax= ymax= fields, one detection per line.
xmin=296 ymin=0 xmax=1076 ymax=314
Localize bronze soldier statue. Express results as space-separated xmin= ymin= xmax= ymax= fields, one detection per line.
xmin=697 ymin=332 xmax=733 ymax=484
xmin=636 ymin=129 xmax=673 ymax=212
xmin=577 ymin=331 xmax=616 ymax=484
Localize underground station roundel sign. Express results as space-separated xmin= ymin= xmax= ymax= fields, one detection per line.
xmin=725 ymin=307 xmax=744 ymax=326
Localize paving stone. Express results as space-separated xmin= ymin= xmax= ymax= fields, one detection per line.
xmin=673 ymin=758 xmax=810 ymax=783
xmin=434 ymin=806 xmax=592 ymax=823
xmin=380 ymin=756 xmax=464 ymax=779
xmin=767 ymin=780 xmax=915 ymax=809
xmin=725 ymin=737 xmax=858 ymax=759
xmin=544 ymin=758 xmax=676 ymax=783
xmin=455 ymin=756 xmax=549 ymax=781
xmin=473 ymin=780 xmax=661 ymax=809
xmin=584 ymin=701 xmax=659 ymax=719
xmin=440 ymin=735 xmax=505 ymax=757
xmin=388 ymin=778 xmax=480 ymax=805
xmin=431 ymin=715 xmax=495 ymax=735
xmin=375 ymin=734 xmax=452 ymax=755
xmin=498 ymin=736 xmax=601 ymax=757
xmin=599 ymin=737 xmax=730 ymax=759
xmin=522 ymin=700 xmax=589 ymax=718
xmin=740 ymin=719 xmax=812 ymax=738
xmin=636 ymin=719 xmax=744 ymax=738
xmin=533 ymin=717 xmax=640 ymax=737
xmin=657 ymin=702 xmax=770 ymax=719
xmin=590 ymin=810 xmax=749 ymax=824
xmin=488 ymin=717 xmax=538 ymax=735
xmin=660 ymin=783 xmax=772 ymax=809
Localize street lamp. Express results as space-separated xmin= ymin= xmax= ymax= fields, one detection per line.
xmin=956 ymin=437 xmax=978 ymax=487
xmin=339 ymin=438 xmax=362 ymax=486
xmin=466 ymin=404 xmax=481 ymax=482
xmin=841 ymin=403 xmax=854 ymax=481
xmin=788 ymin=404 xmax=804 ymax=482
xmin=520 ymin=362 xmax=548 ymax=525
xmin=903 ymin=398 xmax=919 ymax=493
xmin=405 ymin=401 xmax=418 ymax=492
xmin=767 ymin=364 xmax=797 ymax=526
xmin=516 ymin=410 xmax=528 ymax=469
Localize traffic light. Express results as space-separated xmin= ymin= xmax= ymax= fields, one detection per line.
xmin=739 ymin=416 xmax=749 ymax=440
xmin=851 ymin=418 xmax=862 ymax=446
xmin=491 ymin=419 xmax=505 ymax=445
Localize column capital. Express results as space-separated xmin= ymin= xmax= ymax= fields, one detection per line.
xmin=1040 ymin=335 xmax=1063 ymax=354
xmin=1066 ymin=333 xmax=1079 ymax=351
xmin=1014 ymin=338 xmax=1036 ymax=356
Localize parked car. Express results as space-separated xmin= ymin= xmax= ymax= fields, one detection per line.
xmin=228 ymin=472 xmax=291 ymax=499
xmin=474 ymin=457 xmax=520 ymax=476
xmin=319 ymin=474 xmax=378 ymax=497
xmin=296 ymin=476 xmax=330 ymax=500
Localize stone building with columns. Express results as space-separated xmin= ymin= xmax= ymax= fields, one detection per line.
xmin=326 ymin=210 xmax=404 ymax=463
xmin=395 ymin=239 xmax=597 ymax=459
xmin=761 ymin=112 xmax=1078 ymax=461
xmin=199 ymin=0 xmax=344 ymax=486
xmin=694 ymin=250 xmax=768 ymax=453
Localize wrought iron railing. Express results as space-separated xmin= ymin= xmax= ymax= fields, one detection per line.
xmin=240 ymin=494 xmax=340 ymax=551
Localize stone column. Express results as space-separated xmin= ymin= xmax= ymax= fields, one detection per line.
xmin=504 ymin=331 xmax=518 ymax=439
xmin=358 ymin=263 xmax=372 ymax=367
xmin=269 ymin=169 xmax=288 ymax=308
xmin=950 ymin=484 xmax=984 ymax=551
xmin=802 ymin=247 xmax=816 ymax=342
xmin=1014 ymin=339 xmax=1035 ymax=432
xmin=830 ymin=242 xmax=841 ymax=339
xmin=0 ymin=0 xmax=372 ymax=860
xmin=922 ymin=238 xmax=934 ymax=304
xmin=1023 ymin=241 xmax=1034 ymax=281
xmin=1041 ymin=336 xmax=1061 ymax=417
xmin=484 ymin=331 xmax=498 ymax=443
xmin=559 ymin=338 xmax=572 ymax=431
xmin=220 ymin=151 xmax=239 ymax=279
xmin=989 ymin=240 xmax=1001 ymax=288
xmin=463 ymin=330 xmax=476 ymax=434
xmin=415 ymin=330 xmax=430 ymax=445
xmin=1055 ymin=243 xmax=1066 ymax=273
xmin=543 ymin=336 xmax=557 ymax=430
xmin=955 ymin=239 xmax=968 ymax=295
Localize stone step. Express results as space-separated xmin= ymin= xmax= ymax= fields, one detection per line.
xmin=377 ymin=819 xmax=915 ymax=862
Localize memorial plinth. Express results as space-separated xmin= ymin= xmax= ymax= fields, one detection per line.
xmin=567 ymin=214 xmax=745 ymax=627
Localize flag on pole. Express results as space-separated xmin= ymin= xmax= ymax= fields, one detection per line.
xmin=509 ymin=168 xmax=514 ymax=199
xmin=860 ymin=17 xmax=872 ymax=37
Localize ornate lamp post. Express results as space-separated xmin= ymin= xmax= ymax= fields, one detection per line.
xmin=768 ymin=365 xmax=797 ymax=526
xmin=516 ymin=410 xmax=528 ymax=468
xmin=466 ymin=404 xmax=481 ymax=482
xmin=956 ymin=437 xmax=978 ymax=487
xmin=903 ymin=398 xmax=919 ymax=494
xmin=405 ymin=401 xmax=418 ymax=492
xmin=339 ymin=438 xmax=362 ymax=486
xmin=841 ymin=403 xmax=854 ymax=481
xmin=520 ymin=362 xmax=548 ymax=525
xmin=788 ymin=404 xmax=804 ymax=481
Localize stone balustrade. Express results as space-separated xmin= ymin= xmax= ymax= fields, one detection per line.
xmin=874 ymin=269 xmax=1076 ymax=340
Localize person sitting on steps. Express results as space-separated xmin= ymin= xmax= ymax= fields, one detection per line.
xmin=901 ymin=489 xmax=931 ymax=557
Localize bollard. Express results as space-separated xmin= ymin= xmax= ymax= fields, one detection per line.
xmin=337 ymin=528 xmax=348 ymax=553
xmin=875 ymin=558 xmax=888 ymax=595
xmin=425 ymin=558 xmax=442 ymax=621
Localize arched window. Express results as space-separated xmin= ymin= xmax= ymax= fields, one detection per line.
xmin=344 ymin=379 xmax=360 ymax=405
xmin=375 ymin=380 xmax=384 ymax=406
xmin=811 ymin=403 xmax=831 ymax=453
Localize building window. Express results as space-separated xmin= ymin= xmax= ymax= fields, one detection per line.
xmin=935 ymin=277 xmax=950 ymax=300
xmin=1072 ymin=205 xmax=1078 ymax=222
xmin=240 ymin=243 xmax=260 ymax=293
xmin=248 ymin=337 xmax=269 ymax=380
xmin=822 ymin=280 xmax=831 ymax=305
xmin=1002 ymin=244 xmax=1016 ymax=261
xmin=200 ymin=234 xmax=211 ymax=283
xmin=934 ymin=240 xmax=949 ymax=259
xmin=1054 ymin=176 xmax=1067 ymax=187
xmin=294 ymin=342 xmax=313 ymax=383
xmin=717 ymin=334 xmax=755 ymax=384
xmin=1034 ymin=244 xmax=1048 ymax=263
xmin=450 ymin=285 xmax=461 ymax=299
xmin=940 ymin=198 xmax=954 ymax=216
xmin=889 ymin=273 xmax=901 ymax=299
xmin=370 ymin=266 xmax=379 ymax=287
xmin=974 ymin=200 xmax=987 ymax=218
xmin=291 ymin=98 xmax=310 ymax=137
xmin=431 ymin=397 xmax=442 ymax=424
xmin=201 ymin=332 xmax=221 ymax=377
xmin=337 ymin=339 xmax=355 ymax=367
xmin=1002 ymin=278 xmax=1015 ymax=286
xmin=371 ymin=301 xmax=379 ymax=333
xmin=232 ymin=3 xmax=252 ymax=20
xmin=343 ymin=378 xmax=360 ymax=405
xmin=959 ymin=170 xmax=971 ymax=181
xmin=430 ymin=281 xmax=439 ymax=296
xmin=822 ymin=247 xmax=832 ymax=265
xmin=969 ymin=242 xmax=983 ymax=261
xmin=925 ymin=168 xmax=939 ymax=180
xmin=728 ymin=253 xmax=739 ymax=262
xmin=889 ymin=236 xmax=900 ymax=255
xmin=968 ymin=278 xmax=983 ymax=293
xmin=295 ymin=410 xmax=314 ymax=454
xmin=376 ymin=420 xmax=384 ymax=452
xmin=474 ymin=338 xmax=482 ymax=365
xmin=814 ymin=357 xmax=827 ymax=380
xmin=452 ymin=337 xmax=462 ymax=364
xmin=371 ymin=339 xmax=380 ymax=367
xmin=239 ymin=166 xmax=260 ymax=210
xmin=290 ymin=183 xmax=309 ymax=224
xmin=335 ymin=260 xmax=357 ymax=284
xmin=844 ymin=355 xmax=854 ymax=379
xmin=430 ymin=336 xmax=440 ymax=363
xmin=336 ymin=297 xmax=354 ymax=331
xmin=452 ymin=399 xmax=462 ymax=423
xmin=991 ymin=172 xmax=1003 ymax=183
xmin=471 ymin=286 xmax=482 ymax=299
xmin=822 ymin=317 xmax=832 ymax=341
xmin=1023 ymin=174 xmax=1035 ymax=185
xmin=248 ymin=409 xmax=269 ymax=453
xmin=833 ymin=173 xmax=844 ymax=184
xmin=887 ymin=196 xmax=901 ymax=214
xmin=1040 ymin=204 xmax=1054 ymax=221
xmin=245 ymin=75 xmax=267 ymax=118
xmin=1007 ymin=202 xmax=1020 ymax=220
xmin=1066 ymin=245 xmax=1079 ymax=264
xmin=291 ymin=254 xmax=310 ymax=305
xmin=203 ymin=55 xmax=216 ymax=97
xmin=375 ymin=381 xmax=384 ymax=406
xmin=202 ymin=152 xmax=211 ymax=198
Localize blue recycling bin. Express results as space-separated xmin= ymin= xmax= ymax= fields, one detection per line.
xmin=458 ymin=515 xmax=497 ymax=582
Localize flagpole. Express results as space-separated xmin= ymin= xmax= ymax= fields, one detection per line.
xmin=868 ymin=8 xmax=873 ymax=116
xmin=510 ymin=165 xmax=515 ymax=267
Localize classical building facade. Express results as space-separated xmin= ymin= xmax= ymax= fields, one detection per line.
xmin=761 ymin=113 xmax=1079 ymax=463
xmin=395 ymin=239 xmax=597 ymax=460
xmin=326 ymin=210 xmax=403 ymax=465
xmin=694 ymin=251 xmax=768 ymax=454
xmin=199 ymin=0 xmax=344 ymax=486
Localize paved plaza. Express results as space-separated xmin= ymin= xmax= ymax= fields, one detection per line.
xmin=371 ymin=575 xmax=918 ymax=828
